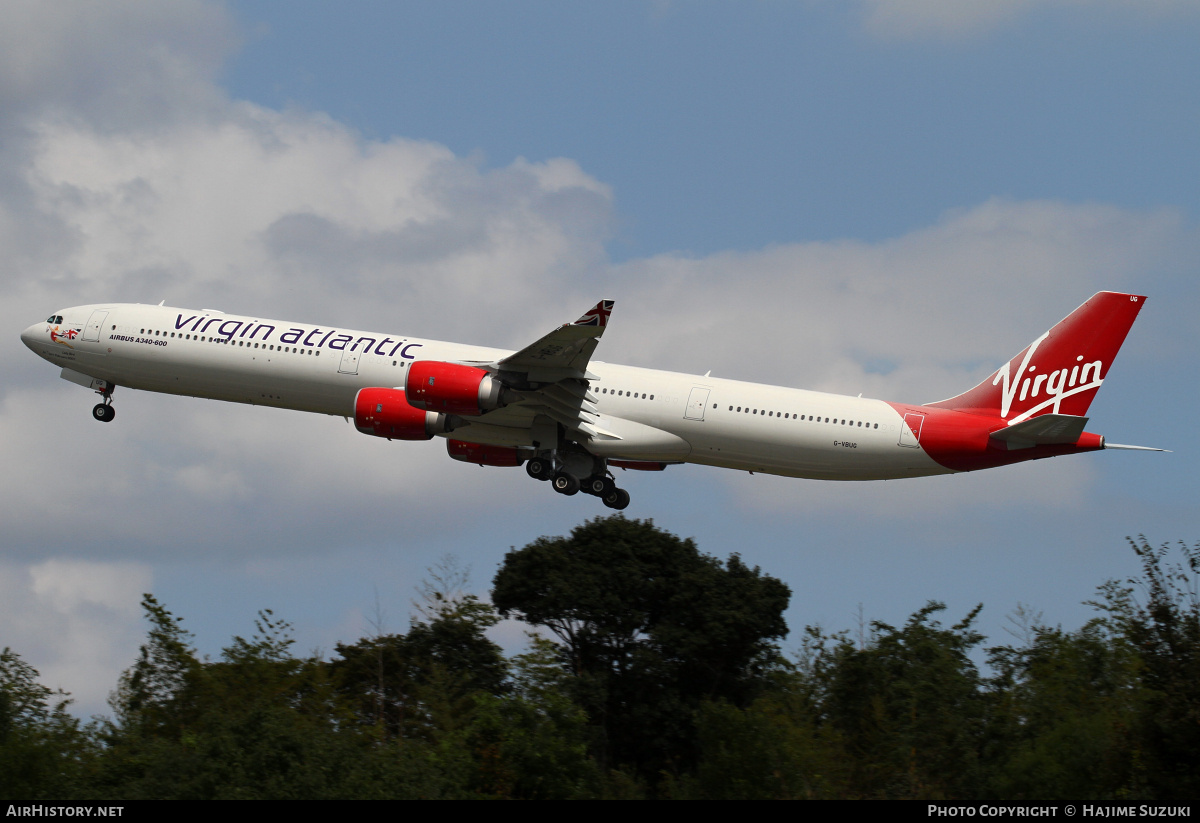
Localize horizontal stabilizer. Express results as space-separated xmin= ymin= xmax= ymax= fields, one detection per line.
xmin=1105 ymin=443 xmax=1171 ymax=452
xmin=989 ymin=414 xmax=1089 ymax=449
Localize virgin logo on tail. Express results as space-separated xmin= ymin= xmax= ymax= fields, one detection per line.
xmin=928 ymin=292 xmax=1145 ymax=422
xmin=991 ymin=331 xmax=1105 ymax=422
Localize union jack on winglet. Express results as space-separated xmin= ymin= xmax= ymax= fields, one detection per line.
xmin=574 ymin=300 xmax=614 ymax=327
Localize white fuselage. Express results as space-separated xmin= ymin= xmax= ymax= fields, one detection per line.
xmin=22 ymin=303 xmax=951 ymax=481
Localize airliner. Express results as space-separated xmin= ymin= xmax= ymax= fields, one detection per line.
xmin=20 ymin=292 xmax=1160 ymax=509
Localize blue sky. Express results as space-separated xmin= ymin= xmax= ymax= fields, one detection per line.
xmin=225 ymin=1 xmax=1200 ymax=255
xmin=2 ymin=0 xmax=1199 ymax=716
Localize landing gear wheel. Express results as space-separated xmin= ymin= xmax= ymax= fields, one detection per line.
xmin=603 ymin=487 xmax=630 ymax=510
xmin=552 ymin=471 xmax=580 ymax=496
xmin=526 ymin=458 xmax=552 ymax=481
xmin=92 ymin=403 xmax=115 ymax=423
xmin=584 ymin=476 xmax=616 ymax=497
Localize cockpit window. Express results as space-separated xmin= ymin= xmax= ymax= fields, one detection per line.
xmin=46 ymin=315 xmax=63 ymax=323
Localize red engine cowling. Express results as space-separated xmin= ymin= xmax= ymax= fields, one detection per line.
xmin=446 ymin=439 xmax=524 ymax=467
xmin=354 ymin=387 xmax=449 ymax=440
xmin=406 ymin=361 xmax=505 ymax=416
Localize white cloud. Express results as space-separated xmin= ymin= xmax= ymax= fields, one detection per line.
xmin=859 ymin=0 xmax=1200 ymax=40
xmin=606 ymin=198 xmax=1183 ymax=403
xmin=0 ymin=0 xmax=234 ymax=125
xmin=0 ymin=559 xmax=151 ymax=717
xmin=15 ymin=108 xmax=613 ymax=344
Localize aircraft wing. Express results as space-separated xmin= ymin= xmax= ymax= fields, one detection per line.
xmin=492 ymin=300 xmax=614 ymax=383
xmin=455 ymin=300 xmax=616 ymax=443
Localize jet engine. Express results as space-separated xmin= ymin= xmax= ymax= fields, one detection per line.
xmin=446 ymin=439 xmax=525 ymax=467
xmin=354 ymin=387 xmax=452 ymax=440
xmin=406 ymin=361 xmax=507 ymax=416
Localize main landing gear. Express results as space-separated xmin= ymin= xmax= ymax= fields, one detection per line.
xmin=526 ymin=453 xmax=630 ymax=510
xmin=92 ymin=384 xmax=115 ymax=422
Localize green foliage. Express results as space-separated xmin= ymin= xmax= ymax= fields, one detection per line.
xmin=332 ymin=593 xmax=507 ymax=742
xmin=10 ymin=529 xmax=1200 ymax=800
xmin=798 ymin=603 xmax=988 ymax=799
xmin=98 ymin=598 xmax=420 ymax=799
xmin=986 ymin=619 xmax=1144 ymax=800
xmin=108 ymin=593 xmax=201 ymax=736
xmin=671 ymin=694 xmax=828 ymax=799
xmin=0 ymin=648 xmax=93 ymax=801
xmin=1091 ymin=538 xmax=1200 ymax=800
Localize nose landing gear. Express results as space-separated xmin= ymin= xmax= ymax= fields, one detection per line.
xmin=92 ymin=384 xmax=115 ymax=422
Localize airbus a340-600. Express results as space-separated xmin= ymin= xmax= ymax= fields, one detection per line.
xmin=21 ymin=291 xmax=1161 ymax=509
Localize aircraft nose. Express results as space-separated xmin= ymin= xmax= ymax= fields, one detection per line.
xmin=20 ymin=323 xmax=42 ymax=352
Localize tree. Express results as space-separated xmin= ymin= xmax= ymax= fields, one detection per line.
xmin=985 ymin=621 xmax=1144 ymax=800
xmin=491 ymin=515 xmax=790 ymax=782
xmin=108 ymin=594 xmax=202 ymax=737
xmin=333 ymin=592 xmax=507 ymax=742
xmin=1090 ymin=537 xmax=1200 ymax=800
xmin=803 ymin=602 xmax=987 ymax=799
xmin=0 ymin=648 xmax=94 ymax=801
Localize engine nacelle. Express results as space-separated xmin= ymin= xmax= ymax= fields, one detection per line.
xmin=446 ymin=439 xmax=525 ymax=467
xmin=406 ymin=361 xmax=505 ymax=416
xmin=354 ymin=387 xmax=451 ymax=441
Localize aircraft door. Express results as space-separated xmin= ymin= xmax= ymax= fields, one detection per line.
xmin=684 ymin=387 xmax=710 ymax=421
xmin=898 ymin=412 xmax=925 ymax=448
xmin=82 ymin=310 xmax=109 ymax=343
xmin=338 ymin=349 xmax=361 ymax=375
